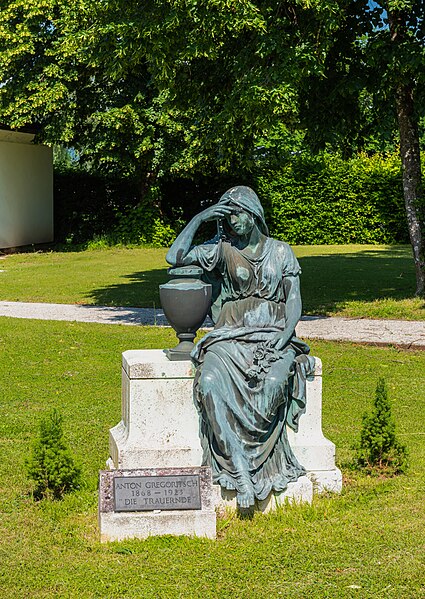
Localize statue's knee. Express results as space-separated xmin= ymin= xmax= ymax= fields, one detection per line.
xmin=264 ymin=374 xmax=281 ymax=395
xmin=198 ymin=371 xmax=217 ymax=395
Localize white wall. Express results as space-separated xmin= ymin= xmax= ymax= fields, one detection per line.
xmin=0 ymin=135 xmax=53 ymax=249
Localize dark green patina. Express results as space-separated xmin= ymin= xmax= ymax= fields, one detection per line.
xmin=166 ymin=186 xmax=314 ymax=508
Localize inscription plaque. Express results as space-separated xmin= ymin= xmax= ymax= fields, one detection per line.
xmin=114 ymin=474 xmax=201 ymax=512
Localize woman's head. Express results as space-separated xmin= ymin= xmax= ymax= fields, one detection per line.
xmin=218 ymin=186 xmax=269 ymax=236
xmin=226 ymin=207 xmax=256 ymax=237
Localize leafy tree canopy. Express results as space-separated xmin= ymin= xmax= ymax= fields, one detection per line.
xmin=0 ymin=0 xmax=345 ymax=178
xmin=1 ymin=1 xmax=424 ymax=168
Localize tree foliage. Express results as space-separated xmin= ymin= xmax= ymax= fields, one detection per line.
xmin=299 ymin=0 xmax=425 ymax=292
xmin=300 ymin=1 xmax=425 ymax=150
xmin=1 ymin=0 xmax=181 ymax=181
xmin=0 ymin=0 xmax=343 ymax=177
xmin=1 ymin=1 xmax=424 ymax=169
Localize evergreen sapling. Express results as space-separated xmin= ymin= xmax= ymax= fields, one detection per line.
xmin=26 ymin=409 xmax=82 ymax=500
xmin=355 ymin=378 xmax=408 ymax=475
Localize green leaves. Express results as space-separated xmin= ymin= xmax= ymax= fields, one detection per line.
xmin=0 ymin=0 xmax=423 ymax=203
xmin=0 ymin=0 xmax=343 ymax=177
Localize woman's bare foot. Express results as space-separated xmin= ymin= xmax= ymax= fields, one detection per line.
xmin=237 ymin=489 xmax=255 ymax=508
xmin=236 ymin=474 xmax=255 ymax=508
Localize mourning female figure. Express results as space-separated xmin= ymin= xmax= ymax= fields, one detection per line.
xmin=166 ymin=186 xmax=315 ymax=508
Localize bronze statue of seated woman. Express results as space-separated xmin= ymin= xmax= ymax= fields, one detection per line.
xmin=166 ymin=186 xmax=314 ymax=508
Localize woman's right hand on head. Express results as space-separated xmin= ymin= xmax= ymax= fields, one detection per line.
xmin=197 ymin=204 xmax=233 ymax=223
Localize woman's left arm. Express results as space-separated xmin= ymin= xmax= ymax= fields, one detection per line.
xmin=268 ymin=276 xmax=302 ymax=350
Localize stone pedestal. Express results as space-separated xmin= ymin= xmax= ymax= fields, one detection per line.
xmin=100 ymin=351 xmax=216 ymax=541
xmin=287 ymin=358 xmax=343 ymax=493
xmin=107 ymin=350 xmax=342 ymax=514
xmin=108 ymin=350 xmax=202 ymax=470
xmin=212 ymin=475 xmax=314 ymax=514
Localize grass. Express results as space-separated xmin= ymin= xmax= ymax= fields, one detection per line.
xmin=0 ymin=246 xmax=167 ymax=309
xmin=1 ymin=244 xmax=425 ymax=320
xmin=1 ymin=316 xmax=424 ymax=597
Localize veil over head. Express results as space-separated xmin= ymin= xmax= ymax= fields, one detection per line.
xmin=218 ymin=186 xmax=269 ymax=236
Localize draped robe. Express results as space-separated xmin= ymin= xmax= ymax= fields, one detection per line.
xmin=190 ymin=237 xmax=315 ymax=500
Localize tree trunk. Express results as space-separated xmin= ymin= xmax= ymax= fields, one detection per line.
xmin=388 ymin=8 xmax=425 ymax=296
xmin=394 ymin=84 xmax=425 ymax=296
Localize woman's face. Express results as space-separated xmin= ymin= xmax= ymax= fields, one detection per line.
xmin=225 ymin=206 xmax=255 ymax=237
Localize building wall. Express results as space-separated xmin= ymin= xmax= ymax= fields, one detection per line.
xmin=0 ymin=135 xmax=53 ymax=249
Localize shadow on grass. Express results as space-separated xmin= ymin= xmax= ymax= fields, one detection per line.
xmin=298 ymin=247 xmax=423 ymax=314
xmin=85 ymin=268 xmax=168 ymax=309
xmin=84 ymin=247 xmax=425 ymax=318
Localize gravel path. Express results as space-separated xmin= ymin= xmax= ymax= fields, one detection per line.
xmin=1 ymin=300 xmax=425 ymax=349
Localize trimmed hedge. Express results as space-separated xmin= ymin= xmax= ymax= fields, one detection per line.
xmin=255 ymin=152 xmax=408 ymax=245
xmin=54 ymin=170 xmax=138 ymax=244
xmin=53 ymin=151 xmax=410 ymax=246
xmin=54 ymin=172 xmax=177 ymax=247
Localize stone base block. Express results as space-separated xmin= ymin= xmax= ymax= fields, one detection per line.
xmin=100 ymin=510 xmax=216 ymax=542
xmin=307 ymin=469 xmax=343 ymax=494
xmin=213 ymin=476 xmax=313 ymax=513
xmin=99 ymin=467 xmax=216 ymax=542
xmin=106 ymin=350 xmax=341 ymax=524
xmin=109 ymin=418 xmax=202 ymax=470
xmin=109 ymin=350 xmax=202 ymax=470
xmin=288 ymin=439 xmax=337 ymax=473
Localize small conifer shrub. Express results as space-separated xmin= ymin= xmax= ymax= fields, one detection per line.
xmin=26 ymin=409 xmax=82 ymax=500
xmin=354 ymin=378 xmax=408 ymax=475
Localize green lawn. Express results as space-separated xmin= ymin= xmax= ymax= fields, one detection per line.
xmin=0 ymin=247 xmax=168 ymax=309
xmin=0 ymin=317 xmax=424 ymax=598
xmin=1 ymin=244 xmax=424 ymax=319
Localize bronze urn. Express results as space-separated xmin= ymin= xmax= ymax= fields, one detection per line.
xmin=159 ymin=266 xmax=212 ymax=361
